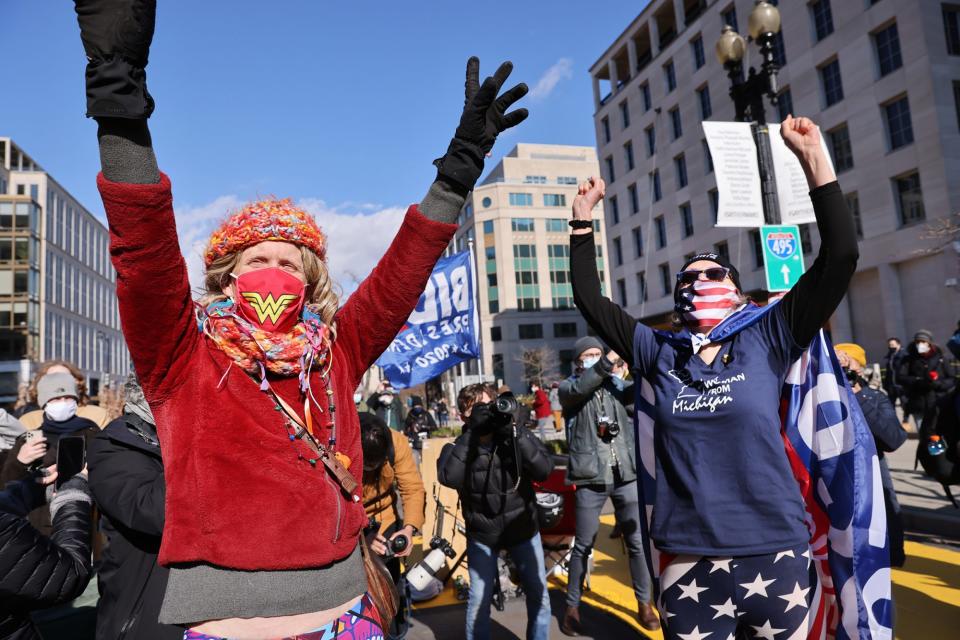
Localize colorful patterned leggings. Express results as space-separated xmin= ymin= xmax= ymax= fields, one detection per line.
xmin=183 ymin=594 xmax=383 ymax=640
xmin=658 ymin=543 xmax=817 ymax=640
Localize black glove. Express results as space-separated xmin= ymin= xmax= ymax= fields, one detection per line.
xmin=466 ymin=402 xmax=496 ymax=437
xmin=74 ymin=0 xmax=156 ymax=119
xmin=434 ymin=57 xmax=529 ymax=194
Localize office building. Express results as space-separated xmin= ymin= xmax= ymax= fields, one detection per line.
xmin=590 ymin=0 xmax=960 ymax=358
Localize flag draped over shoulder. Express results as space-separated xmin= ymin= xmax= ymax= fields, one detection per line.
xmin=633 ymin=304 xmax=893 ymax=640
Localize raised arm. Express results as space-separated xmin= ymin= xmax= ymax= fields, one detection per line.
xmin=335 ymin=58 xmax=529 ymax=384
xmin=776 ymin=116 xmax=858 ymax=347
xmin=74 ymin=0 xmax=197 ymax=401
xmin=569 ymin=178 xmax=639 ymax=367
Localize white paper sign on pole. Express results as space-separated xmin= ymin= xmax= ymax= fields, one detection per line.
xmin=703 ymin=121 xmax=765 ymax=227
xmin=767 ymin=123 xmax=836 ymax=226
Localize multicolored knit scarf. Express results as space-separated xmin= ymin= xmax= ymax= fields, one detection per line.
xmin=198 ymin=299 xmax=331 ymax=380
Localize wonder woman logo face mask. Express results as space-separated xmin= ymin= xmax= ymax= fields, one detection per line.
xmin=232 ymin=267 xmax=306 ymax=332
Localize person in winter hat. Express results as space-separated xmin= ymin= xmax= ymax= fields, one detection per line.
xmin=899 ymin=330 xmax=954 ymax=430
xmin=69 ymin=0 xmax=529 ymax=636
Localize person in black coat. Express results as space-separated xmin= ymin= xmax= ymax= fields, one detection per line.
xmin=438 ymin=383 xmax=554 ymax=640
xmin=836 ymin=344 xmax=908 ymax=566
xmin=898 ymin=330 xmax=954 ymax=429
xmin=882 ymin=337 xmax=906 ymax=407
xmin=0 ymin=472 xmax=93 ymax=640
xmin=87 ymin=376 xmax=181 ymax=640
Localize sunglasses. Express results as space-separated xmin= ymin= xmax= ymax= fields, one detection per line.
xmin=676 ymin=267 xmax=731 ymax=286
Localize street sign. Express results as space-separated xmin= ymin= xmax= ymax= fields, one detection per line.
xmin=761 ymin=225 xmax=805 ymax=292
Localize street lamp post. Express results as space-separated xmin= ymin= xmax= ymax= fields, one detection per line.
xmin=716 ymin=1 xmax=783 ymax=225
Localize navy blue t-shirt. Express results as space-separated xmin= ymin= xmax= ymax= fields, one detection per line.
xmin=634 ymin=304 xmax=810 ymax=556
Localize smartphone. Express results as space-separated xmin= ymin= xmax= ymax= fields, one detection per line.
xmin=55 ymin=436 xmax=86 ymax=490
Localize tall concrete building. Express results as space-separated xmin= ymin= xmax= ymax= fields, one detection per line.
xmin=451 ymin=144 xmax=612 ymax=390
xmin=590 ymin=0 xmax=960 ymax=360
xmin=0 ymin=137 xmax=129 ymax=404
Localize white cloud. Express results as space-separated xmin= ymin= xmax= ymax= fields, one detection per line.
xmin=174 ymin=195 xmax=407 ymax=300
xmin=529 ymin=58 xmax=573 ymax=102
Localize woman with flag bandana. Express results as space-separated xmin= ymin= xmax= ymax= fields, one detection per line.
xmin=69 ymin=1 xmax=529 ymax=638
xmin=569 ymin=116 xmax=859 ymax=640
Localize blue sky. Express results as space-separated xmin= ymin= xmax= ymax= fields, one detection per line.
xmin=1 ymin=0 xmax=648 ymax=288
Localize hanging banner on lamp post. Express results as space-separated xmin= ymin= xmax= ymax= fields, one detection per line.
xmin=703 ymin=121 xmax=765 ymax=227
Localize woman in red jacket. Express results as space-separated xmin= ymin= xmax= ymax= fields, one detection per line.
xmin=72 ymin=2 xmax=528 ymax=638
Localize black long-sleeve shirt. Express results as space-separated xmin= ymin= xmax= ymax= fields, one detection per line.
xmin=571 ymin=181 xmax=858 ymax=367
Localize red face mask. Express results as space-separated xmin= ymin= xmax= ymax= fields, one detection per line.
xmin=232 ymin=267 xmax=306 ymax=332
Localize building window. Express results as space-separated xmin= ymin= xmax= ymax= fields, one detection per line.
xmin=750 ymin=229 xmax=765 ymax=268
xmin=554 ymin=322 xmax=578 ymax=338
xmin=722 ymin=5 xmax=738 ymax=32
xmin=482 ymin=219 xmax=494 ymax=234
xmin=509 ymin=192 xmax=533 ymax=207
xmin=609 ymin=196 xmax=620 ymax=225
xmin=664 ymin=60 xmax=677 ymax=93
xmin=546 ymin=218 xmax=566 ymax=232
xmin=655 ymin=215 xmax=667 ymax=248
xmin=670 ymin=107 xmax=683 ymax=139
xmin=514 ymin=244 xmax=540 ymax=310
xmin=524 ymin=175 xmax=546 ymax=184
xmin=616 ymin=278 xmax=628 ymax=306
xmin=777 ymin=88 xmax=793 ymax=121
xmin=674 ymin=154 xmax=688 ymax=189
xmin=511 ymin=217 xmax=534 ymax=232
xmin=894 ymin=171 xmax=925 ymax=226
xmin=543 ymin=193 xmax=567 ymax=207
xmin=491 ymin=326 xmax=502 ymax=342
xmin=619 ymin=100 xmax=630 ymax=129
xmin=645 ymin=125 xmax=656 ymax=156
xmin=691 ymin=35 xmax=706 ymax=70
xmin=651 ymin=170 xmax=662 ymax=202
xmin=641 ymin=82 xmax=652 ymax=111
xmin=810 ymin=0 xmax=834 ymax=41
xmin=659 ymin=262 xmax=671 ymax=296
xmin=518 ymin=324 xmax=543 ymax=340
xmin=557 ymin=176 xmax=578 ymax=185
xmin=873 ymin=22 xmax=902 ymax=76
xmin=819 ymin=59 xmax=844 ymax=107
xmin=593 ymin=220 xmax=602 ymax=232
xmin=613 ymin=236 xmax=623 ymax=266
xmin=601 ymin=116 xmax=611 ymax=143
xmin=606 ymin=156 xmax=616 ymax=183
xmin=702 ymin=139 xmax=713 ymax=173
xmin=624 ymin=141 xmax=635 ymax=172
xmin=845 ymin=192 xmax=863 ymax=238
xmin=715 ymin=240 xmax=730 ymax=260
xmin=548 ymin=244 xmax=574 ymax=309
xmin=632 ymin=227 xmax=643 ymax=257
xmin=884 ymin=95 xmax=914 ymax=150
xmin=827 ymin=124 xmax=854 ymax=173
xmin=697 ymin=85 xmax=712 ymax=119
xmin=492 ymin=354 xmax=504 ymax=380
xmin=945 ymin=4 xmax=960 ymax=55
xmin=636 ymin=271 xmax=648 ymax=302
xmin=680 ymin=203 xmax=694 ymax=237
xmin=628 ymin=183 xmax=640 ymax=214
xmin=770 ymin=31 xmax=787 ymax=67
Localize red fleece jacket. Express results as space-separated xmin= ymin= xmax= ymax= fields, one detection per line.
xmin=98 ymin=173 xmax=457 ymax=570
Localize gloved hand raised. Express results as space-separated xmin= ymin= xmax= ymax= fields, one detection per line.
xmin=434 ymin=57 xmax=529 ymax=195
xmin=74 ymin=0 xmax=156 ymax=119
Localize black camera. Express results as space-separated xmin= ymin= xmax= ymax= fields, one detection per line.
xmin=493 ymin=393 xmax=519 ymax=416
xmin=429 ymin=535 xmax=457 ymax=559
xmin=471 ymin=393 xmax=517 ymax=436
xmin=382 ymin=533 xmax=410 ymax=559
xmin=597 ymin=414 xmax=620 ymax=440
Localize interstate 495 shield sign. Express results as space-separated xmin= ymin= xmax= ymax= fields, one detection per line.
xmin=761 ymin=225 xmax=806 ymax=292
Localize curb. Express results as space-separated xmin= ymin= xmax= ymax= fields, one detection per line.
xmin=901 ymin=504 xmax=960 ymax=539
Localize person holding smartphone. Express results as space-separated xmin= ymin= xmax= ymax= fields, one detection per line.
xmin=1 ymin=373 xmax=99 ymax=534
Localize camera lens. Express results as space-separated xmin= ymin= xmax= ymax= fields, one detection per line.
xmin=494 ymin=393 xmax=519 ymax=415
xmin=391 ymin=535 xmax=409 ymax=553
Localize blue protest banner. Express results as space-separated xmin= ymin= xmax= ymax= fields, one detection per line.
xmin=375 ymin=250 xmax=480 ymax=389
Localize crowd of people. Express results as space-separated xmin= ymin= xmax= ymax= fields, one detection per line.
xmin=4 ymin=2 xmax=960 ymax=640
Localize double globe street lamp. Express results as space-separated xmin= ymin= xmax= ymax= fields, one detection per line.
xmin=715 ymin=0 xmax=783 ymax=224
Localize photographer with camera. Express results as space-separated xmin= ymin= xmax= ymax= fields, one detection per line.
xmin=403 ymin=396 xmax=437 ymax=468
xmin=558 ymin=337 xmax=657 ymax=635
xmin=437 ymin=384 xmax=554 ymax=640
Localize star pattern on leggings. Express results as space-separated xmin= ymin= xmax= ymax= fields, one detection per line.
xmin=751 ymin=620 xmax=786 ymax=639
xmin=739 ymin=572 xmax=776 ymax=599
xmin=709 ymin=558 xmax=732 ymax=573
xmin=773 ymin=549 xmax=795 ymax=563
xmin=710 ymin=597 xmax=737 ymax=619
xmin=677 ymin=578 xmax=709 ymax=603
xmin=778 ymin=582 xmax=811 ymax=612
xmin=677 ymin=625 xmax=713 ymax=640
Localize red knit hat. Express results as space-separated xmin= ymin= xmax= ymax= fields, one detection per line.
xmin=204 ymin=198 xmax=326 ymax=267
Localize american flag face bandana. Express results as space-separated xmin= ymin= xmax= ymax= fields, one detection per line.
xmin=676 ymin=279 xmax=740 ymax=332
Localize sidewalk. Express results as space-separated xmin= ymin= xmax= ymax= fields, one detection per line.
xmin=886 ymin=438 xmax=960 ymax=540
